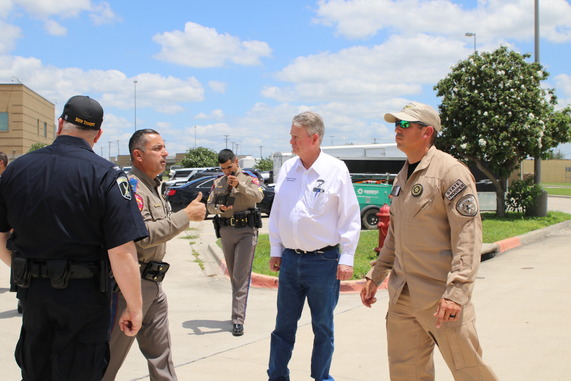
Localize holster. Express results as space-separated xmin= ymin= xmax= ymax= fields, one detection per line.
xmin=12 ymin=256 xmax=31 ymax=289
xmin=252 ymin=208 xmax=263 ymax=229
xmin=213 ymin=217 xmax=221 ymax=238
xmin=140 ymin=260 xmax=170 ymax=282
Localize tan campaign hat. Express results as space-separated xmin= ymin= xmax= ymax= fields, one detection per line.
xmin=384 ymin=102 xmax=441 ymax=132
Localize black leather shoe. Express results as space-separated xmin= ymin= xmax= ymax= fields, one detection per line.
xmin=232 ymin=324 xmax=244 ymax=336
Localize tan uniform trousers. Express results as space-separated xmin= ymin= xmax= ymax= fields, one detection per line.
xmin=219 ymin=225 xmax=258 ymax=324
xmin=103 ymin=280 xmax=177 ymax=381
xmin=387 ymin=285 xmax=498 ymax=381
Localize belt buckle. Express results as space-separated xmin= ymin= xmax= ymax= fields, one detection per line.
xmin=229 ymin=217 xmax=236 ymax=226
xmin=294 ymin=249 xmax=306 ymax=254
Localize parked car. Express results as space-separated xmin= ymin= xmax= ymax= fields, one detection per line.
xmin=165 ymin=175 xmax=274 ymax=217
xmin=163 ymin=167 xmax=218 ymax=191
xmin=169 ymin=165 xmax=183 ymax=177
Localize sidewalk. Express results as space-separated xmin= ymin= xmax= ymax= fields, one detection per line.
xmin=1 ymin=197 xmax=570 ymax=380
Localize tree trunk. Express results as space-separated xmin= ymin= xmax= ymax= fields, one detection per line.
xmin=465 ymin=156 xmax=507 ymax=217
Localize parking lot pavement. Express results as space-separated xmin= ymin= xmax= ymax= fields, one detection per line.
xmin=1 ymin=197 xmax=571 ymax=380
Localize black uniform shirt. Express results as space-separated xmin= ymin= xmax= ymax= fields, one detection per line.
xmin=0 ymin=135 xmax=148 ymax=262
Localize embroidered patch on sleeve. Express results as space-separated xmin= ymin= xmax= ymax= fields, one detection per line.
xmin=456 ymin=194 xmax=478 ymax=217
xmin=445 ymin=179 xmax=466 ymax=201
xmin=117 ymin=176 xmax=132 ymax=200
xmin=135 ymin=194 xmax=144 ymax=211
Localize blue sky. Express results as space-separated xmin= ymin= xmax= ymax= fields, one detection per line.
xmin=1 ymin=0 xmax=571 ymax=160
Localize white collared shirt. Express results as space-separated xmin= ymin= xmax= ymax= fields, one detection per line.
xmin=269 ymin=151 xmax=361 ymax=266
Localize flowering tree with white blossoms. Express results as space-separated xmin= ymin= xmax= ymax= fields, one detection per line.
xmin=434 ymin=46 xmax=571 ymax=216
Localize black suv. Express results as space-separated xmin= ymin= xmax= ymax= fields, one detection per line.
xmin=165 ymin=175 xmax=274 ymax=217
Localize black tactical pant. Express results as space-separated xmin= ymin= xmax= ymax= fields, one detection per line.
xmin=16 ymin=278 xmax=110 ymax=381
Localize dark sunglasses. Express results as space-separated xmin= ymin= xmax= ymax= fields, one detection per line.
xmin=395 ymin=120 xmax=427 ymax=129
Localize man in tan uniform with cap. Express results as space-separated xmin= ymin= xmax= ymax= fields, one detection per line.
xmin=207 ymin=148 xmax=264 ymax=336
xmin=360 ymin=102 xmax=498 ymax=380
xmin=104 ymin=129 xmax=206 ymax=381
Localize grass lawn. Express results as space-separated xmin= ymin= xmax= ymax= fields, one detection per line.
xmin=541 ymin=183 xmax=571 ymax=196
xmin=247 ymin=211 xmax=571 ymax=280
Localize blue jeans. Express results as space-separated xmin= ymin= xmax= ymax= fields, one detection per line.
xmin=268 ymin=247 xmax=340 ymax=381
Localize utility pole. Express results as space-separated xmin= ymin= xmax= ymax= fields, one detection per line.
xmin=260 ymin=146 xmax=263 ymax=158
xmin=133 ymin=80 xmax=138 ymax=132
xmin=224 ymin=135 xmax=230 ymax=148
xmin=534 ymin=0 xmax=541 ymax=185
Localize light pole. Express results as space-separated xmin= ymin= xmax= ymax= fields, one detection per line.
xmin=133 ymin=80 xmax=138 ymax=131
xmin=465 ymin=32 xmax=476 ymax=53
xmin=534 ymin=0 xmax=541 ymax=184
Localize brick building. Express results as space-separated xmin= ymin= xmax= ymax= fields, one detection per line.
xmin=0 ymin=83 xmax=55 ymax=161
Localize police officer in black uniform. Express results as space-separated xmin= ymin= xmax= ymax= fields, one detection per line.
xmin=0 ymin=95 xmax=148 ymax=381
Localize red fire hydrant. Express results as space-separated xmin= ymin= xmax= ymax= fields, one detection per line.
xmin=374 ymin=203 xmax=390 ymax=256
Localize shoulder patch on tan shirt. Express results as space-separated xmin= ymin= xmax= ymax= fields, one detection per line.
xmin=445 ymin=179 xmax=466 ymax=201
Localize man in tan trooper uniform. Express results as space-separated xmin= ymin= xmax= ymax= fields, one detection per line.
xmin=207 ymin=148 xmax=264 ymax=336
xmin=104 ymin=129 xmax=206 ymax=381
xmin=360 ymin=102 xmax=498 ymax=380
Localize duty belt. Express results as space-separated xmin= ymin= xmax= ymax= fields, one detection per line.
xmin=216 ymin=208 xmax=261 ymax=228
xmin=12 ymin=257 xmax=98 ymax=290
xmin=29 ymin=262 xmax=95 ymax=279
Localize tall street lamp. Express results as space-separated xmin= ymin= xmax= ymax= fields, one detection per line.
xmin=133 ymin=80 xmax=138 ymax=131
xmin=465 ymin=32 xmax=476 ymax=53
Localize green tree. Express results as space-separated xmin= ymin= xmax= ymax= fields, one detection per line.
xmin=180 ymin=146 xmax=218 ymax=168
xmin=254 ymin=156 xmax=273 ymax=171
xmin=28 ymin=143 xmax=48 ymax=152
xmin=434 ymin=46 xmax=571 ymax=216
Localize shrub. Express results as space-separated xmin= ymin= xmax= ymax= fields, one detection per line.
xmin=506 ymin=178 xmax=543 ymax=214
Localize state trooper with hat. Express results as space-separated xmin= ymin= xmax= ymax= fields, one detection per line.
xmin=360 ymin=102 xmax=498 ymax=380
xmin=207 ymin=149 xmax=264 ymax=336
xmin=0 ymin=95 xmax=147 ymax=380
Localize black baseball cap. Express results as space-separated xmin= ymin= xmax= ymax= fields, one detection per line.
xmin=59 ymin=95 xmax=104 ymax=130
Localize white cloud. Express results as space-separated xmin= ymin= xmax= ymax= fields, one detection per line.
xmin=195 ymin=109 xmax=224 ymax=119
xmin=89 ymin=2 xmax=118 ymax=25
xmin=0 ymin=56 xmax=204 ymax=115
xmin=555 ymin=74 xmax=571 ymax=96
xmin=8 ymin=0 xmax=118 ymax=30
xmin=44 ymin=19 xmax=66 ymax=35
xmin=314 ymin=0 xmax=571 ymax=43
xmin=263 ymin=34 xmax=464 ymax=103
xmin=208 ymin=81 xmax=227 ymax=94
xmin=152 ymin=22 xmax=272 ymax=68
xmin=14 ymin=0 xmax=93 ymax=19
xmin=0 ymin=21 xmax=21 ymax=53
xmin=0 ymin=0 xmax=14 ymax=18
xmin=554 ymin=74 xmax=571 ymax=109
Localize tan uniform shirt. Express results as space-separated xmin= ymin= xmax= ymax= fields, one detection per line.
xmin=206 ymin=168 xmax=264 ymax=216
xmin=128 ymin=166 xmax=190 ymax=263
xmin=367 ymin=146 xmax=481 ymax=310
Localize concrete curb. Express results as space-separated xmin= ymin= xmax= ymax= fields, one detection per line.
xmin=206 ymin=219 xmax=571 ymax=293
xmin=493 ymin=219 xmax=571 ymax=254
